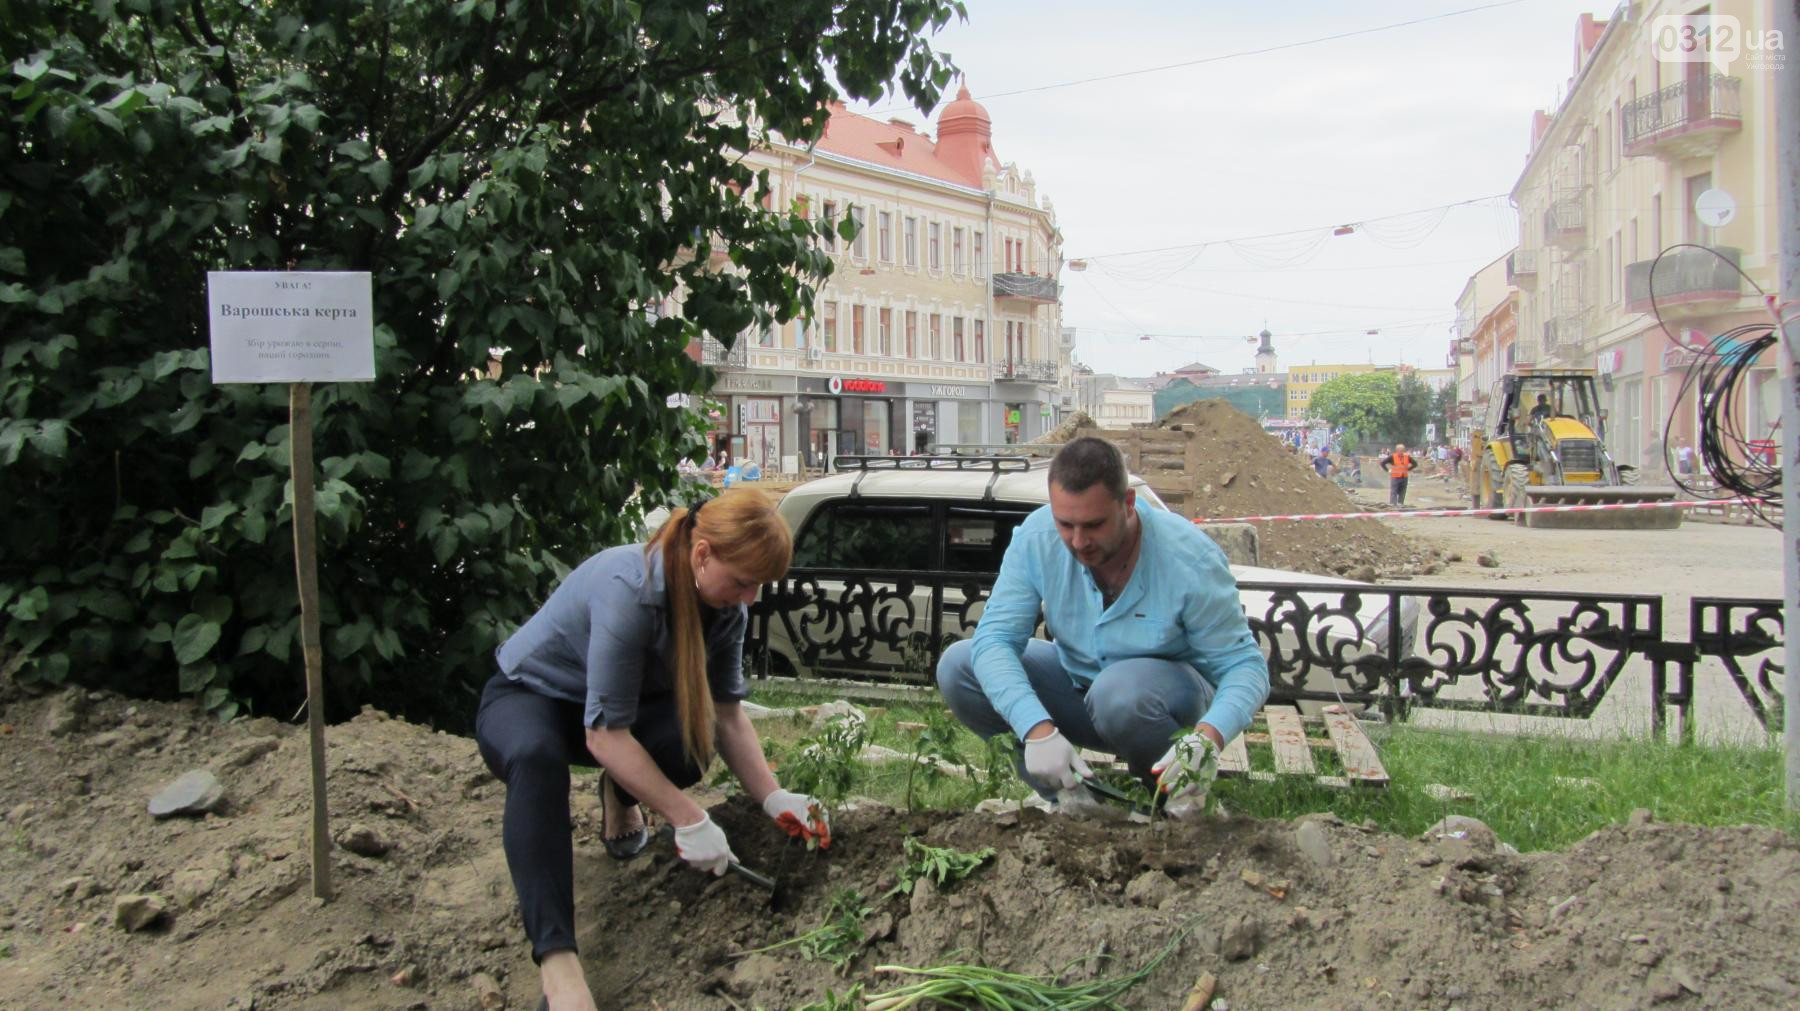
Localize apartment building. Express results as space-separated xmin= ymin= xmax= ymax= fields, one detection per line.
xmin=1285 ymin=363 xmax=1376 ymax=419
xmin=694 ymin=86 xmax=1069 ymax=471
xmin=1510 ymin=3 xmax=1779 ymax=472
xmin=1450 ymin=253 xmax=1517 ymax=443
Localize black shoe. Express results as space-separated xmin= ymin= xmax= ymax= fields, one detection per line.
xmin=598 ymin=770 xmax=649 ymax=861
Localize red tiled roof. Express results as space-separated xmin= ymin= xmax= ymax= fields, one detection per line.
xmin=814 ymin=101 xmax=1000 ymax=190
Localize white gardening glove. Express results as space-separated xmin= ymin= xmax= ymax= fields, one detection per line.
xmin=1022 ymin=727 xmax=1092 ymax=791
xmin=762 ymin=789 xmax=832 ymax=849
xmin=1151 ymin=731 xmax=1220 ymax=807
xmin=673 ymin=813 xmax=736 ymax=876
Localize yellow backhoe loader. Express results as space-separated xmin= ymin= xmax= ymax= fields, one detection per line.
xmin=1468 ymin=369 xmax=1681 ymax=529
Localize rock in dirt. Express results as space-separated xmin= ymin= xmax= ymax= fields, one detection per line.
xmin=1124 ymin=870 xmax=1178 ymax=908
xmin=114 ymin=893 xmax=170 ymax=932
xmin=44 ymin=688 xmax=87 ymax=736
xmin=1477 ymin=551 xmax=1500 ymax=568
xmin=1423 ymin=783 xmax=1475 ymax=802
xmin=1220 ymin=913 xmax=1263 ymax=961
xmin=1346 ymin=564 xmax=1377 ymax=583
xmin=469 ymin=971 xmax=505 ymax=1009
xmin=1294 ymin=820 xmax=1334 ymax=869
xmin=335 ymin=823 xmax=393 ymax=858
xmin=808 ymin=700 xmax=866 ymax=728
xmin=218 ymin=736 xmax=280 ymax=769
xmin=147 ymin=770 xmax=225 ymax=819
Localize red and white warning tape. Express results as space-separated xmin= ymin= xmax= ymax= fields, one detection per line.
xmin=1193 ymin=496 xmax=1756 ymax=524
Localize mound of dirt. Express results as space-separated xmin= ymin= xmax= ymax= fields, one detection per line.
xmin=4 ymin=686 xmax=1796 ymax=1010
xmin=1152 ymin=399 xmax=1434 ymax=576
xmin=1031 ymin=410 xmax=1095 ymax=445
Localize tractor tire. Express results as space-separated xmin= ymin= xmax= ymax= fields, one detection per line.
xmin=1503 ymin=463 xmax=1531 ymax=523
xmin=1481 ymin=453 xmax=1508 ymax=517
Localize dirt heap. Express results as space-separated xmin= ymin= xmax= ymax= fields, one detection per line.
xmin=1146 ymin=399 xmax=1434 ymax=576
xmin=3 ymin=685 xmax=1797 ymax=1010
xmin=1031 ymin=410 xmax=1094 ymax=445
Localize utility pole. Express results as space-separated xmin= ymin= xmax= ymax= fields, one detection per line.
xmin=1779 ymin=0 xmax=1799 ymax=809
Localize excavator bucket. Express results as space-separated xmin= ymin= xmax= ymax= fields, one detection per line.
xmin=1518 ymin=485 xmax=1684 ymax=529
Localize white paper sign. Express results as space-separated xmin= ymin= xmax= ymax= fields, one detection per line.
xmin=207 ymin=271 xmax=375 ymax=383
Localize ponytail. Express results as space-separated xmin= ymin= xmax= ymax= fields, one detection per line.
xmin=645 ymin=488 xmax=792 ymax=768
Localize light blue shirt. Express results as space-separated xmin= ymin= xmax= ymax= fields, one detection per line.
xmin=969 ymin=498 xmax=1269 ymax=743
xmin=495 ymin=544 xmax=748 ymax=729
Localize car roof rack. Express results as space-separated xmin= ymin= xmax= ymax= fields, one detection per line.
xmin=926 ymin=443 xmax=1060 ymax=459
xmin=830 ymin=454 xmax=1040 ymax=502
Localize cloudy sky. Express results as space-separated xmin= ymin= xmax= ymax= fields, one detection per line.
xmin=850 ymin=0 xmax=1611 ymax=377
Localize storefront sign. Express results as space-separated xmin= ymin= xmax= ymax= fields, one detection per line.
xmin=1595 ymin=349 xmax=1622 ymax=374
xmin=920 ymin=384 xmax=980 ymax=399
xmin=827 ymin=376 xmax=887 ymax=394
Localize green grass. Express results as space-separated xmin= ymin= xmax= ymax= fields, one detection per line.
xmin=746 ymin=686 xmax=1800 ymax=851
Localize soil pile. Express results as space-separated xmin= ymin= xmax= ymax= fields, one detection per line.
xmin=1153 ymin=399 xmax=1434 ymax=576
xmin=1031 ymin=410 xmax=1094 ymax=445
xmin=4 ymin=686 xmax=1797 ymax=1010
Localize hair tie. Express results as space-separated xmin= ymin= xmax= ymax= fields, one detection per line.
xmin=684 ymin=497 xmax=706 ymax=532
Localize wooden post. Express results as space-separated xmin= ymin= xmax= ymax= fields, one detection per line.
xmin=288 ymin=381 xmax=333 ymax=899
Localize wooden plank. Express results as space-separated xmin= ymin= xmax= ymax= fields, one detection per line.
xmin=1217 ymin=731 xmax=1251 ymax=776
xmin=1321 ymin=706 xmax=1390 ymax=786
xmin=1244 ymin=731 xmax=1335 ymax=751
xmin=1264 ymin=706 xmax=1317 ymax=775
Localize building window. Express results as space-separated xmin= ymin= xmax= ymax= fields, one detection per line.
xmin=878 ymin=211 xmax=892 ymax=263
xmin=823 ymin=301 xmax=837 ymax=352
xmin=973 ymin=231 xmax=985 ymax=277
xmin=929 ymin=313 xmax=942 ymax=360
xmin=795 ymin=316 xmax=808 ymax=350
xmin=905 ymin=310 xmax=917 ymax=358
xmin=852 ymin=304 xmax=866 ymax=354
xmin=878 ymin=308 xmax=891 ymax=356
xmin=953 ymin=317 xmax=965 ymax=362
xmin=929 ymin=222 xmax=942 ymax=271
xmin=850 ymin=205 xmax=867 ymax=259
xmin=822 ymin=200 xmax=837 ymax=250
xmin=952 ymin=227 xmax=965 ymax=275
xmin=757 ymin=324 xmax=773 ymax=348
xmin=974 ymin=319 xmax=985 ymax=363
xmin=904 ymin=217 xmax=917 ymax=267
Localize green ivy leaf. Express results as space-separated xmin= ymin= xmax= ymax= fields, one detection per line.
xmin=172 ymin=613 xmax=222 ymax=665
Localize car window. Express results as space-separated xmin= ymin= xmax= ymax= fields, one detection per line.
xmin=791 ymin=501 xmax=935 ymax=570
xmin=943 ymin=505 xmax=1035 ymax=573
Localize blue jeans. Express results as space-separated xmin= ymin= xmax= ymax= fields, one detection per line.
xmin=936 ymin=638 xmax=1214 ymax=786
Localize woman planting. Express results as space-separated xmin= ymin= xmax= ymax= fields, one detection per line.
xmin=474 ymin=488 xmax=830 ymax=1011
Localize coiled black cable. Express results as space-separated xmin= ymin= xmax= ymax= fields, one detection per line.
xmin=1649 ymin=244 xmax=1782 ymax=525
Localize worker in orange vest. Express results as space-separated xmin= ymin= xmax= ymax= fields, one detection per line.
xmin=1379 ymin=443 xmax=1415 ymax=506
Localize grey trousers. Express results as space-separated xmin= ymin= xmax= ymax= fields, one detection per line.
xmin=936 ymin=638 xmax=1214 ymax=786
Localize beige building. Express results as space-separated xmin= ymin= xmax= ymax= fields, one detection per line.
xmin=1451 ymin=252 xmax=1518 ymax=442
xmin=1286 ymin=363 xmax=1376 ymax=419
xmin=1510 ymin=3 xmax=1779 ymax=472
xmin=694 ymin=87 xmax=1070 ymax=470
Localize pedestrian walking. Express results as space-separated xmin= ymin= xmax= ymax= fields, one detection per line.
xmin=1311 ymin=446 xmax=1336 ymax=480
xmin=1379 ymin=444 xmax=1415 ymax=506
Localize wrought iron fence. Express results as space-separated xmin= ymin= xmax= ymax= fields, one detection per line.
xmin=746 ymin=571 xmax=1784 ymax=739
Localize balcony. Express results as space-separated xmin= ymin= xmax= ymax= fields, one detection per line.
xmin=1542 ymin=317 xmax=1583 ymax=357
xmin=1625 ymin=245 xmax=1742 ymax=314
xmin=1506 ymin=249 xmax=1540 ymax=289
xmin=993 ymin=358 xmax=1059 ymax=384
xmin=1623 ymin=75 xmax=1742 ymax=160
xmin=700 ymin=336 xmax=747 ymax=369
xmin=993 ymin=272 xmax=1060 ymax=304
xmin=1543 ymin=199 xmax=1586 ymax=250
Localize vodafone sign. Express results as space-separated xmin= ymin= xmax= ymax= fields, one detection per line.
xmin=826 ymin=377 xmax=887 ymax=395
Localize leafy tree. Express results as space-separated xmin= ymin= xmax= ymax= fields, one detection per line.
xmin=1390 ymin=370 xmax=1432 ymax=445
xmin=0 ymin=0 xmax=964 ymax=727
xmin=1307 ymin=372 xmax=1396 ymax=445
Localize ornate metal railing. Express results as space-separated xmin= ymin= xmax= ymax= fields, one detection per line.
xmin=1622 ymin=74 xmax=1742 ymax=148
xmin=746 ymin=572 xmax=1784 ymax=739
xmin=992 ymin=271 xmax=1060 ymax=302
xmin=700 ymin=336 xmax=748 ymax=368
xmin=993 ymin=358 xmax=1059 ymax=383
